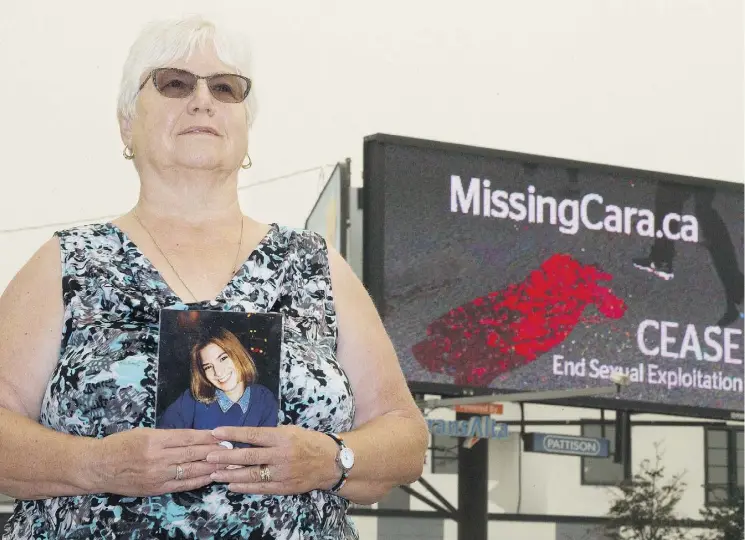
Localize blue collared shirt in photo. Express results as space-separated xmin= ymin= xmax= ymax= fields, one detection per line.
xmin=216 ymin=387 xmax=252 ymax=414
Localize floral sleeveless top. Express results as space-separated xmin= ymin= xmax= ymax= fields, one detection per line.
xmin=2 ymin=223 xmax=358 ymax=540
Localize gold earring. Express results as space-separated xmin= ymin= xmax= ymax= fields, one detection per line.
xmin=123 ymin=146 xmax=135 ymax=160
xmin=241 ymin=153 xmax=252 ymax=169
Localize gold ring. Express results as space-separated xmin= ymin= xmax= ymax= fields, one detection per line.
xmin=175 ymin=464 xmax=184 ymax=481
xmin=259 ymin=465 xmax=271 ymax=483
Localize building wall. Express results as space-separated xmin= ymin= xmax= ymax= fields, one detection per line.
xmin=351 ymin=404 xmax=735 ymax=540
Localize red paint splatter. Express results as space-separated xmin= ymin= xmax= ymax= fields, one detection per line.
xmin=411 ymin=253 xmax=627 ymax=386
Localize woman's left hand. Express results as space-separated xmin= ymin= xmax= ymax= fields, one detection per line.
xmin=205 ymin=425 xmax=341 ymax=495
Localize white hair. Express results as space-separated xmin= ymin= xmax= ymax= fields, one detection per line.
xmin=117 ymin=15 xmax=256 ymax=126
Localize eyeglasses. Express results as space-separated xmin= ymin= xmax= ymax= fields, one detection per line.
xmin=138 ymin=68 xmax=251 ymax=103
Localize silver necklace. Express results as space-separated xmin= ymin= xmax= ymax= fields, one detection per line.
xmin=132 ymin=210 xmax=244 ymax=303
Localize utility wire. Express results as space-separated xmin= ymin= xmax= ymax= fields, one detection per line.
xmin=0 ymin=164 xmax=336 ymax=236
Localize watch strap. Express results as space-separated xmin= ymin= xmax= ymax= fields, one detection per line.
xmin=324 ymin=432 xmax=349 ymax=493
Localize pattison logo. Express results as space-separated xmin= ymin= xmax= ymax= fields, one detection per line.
xmin=543 ymin=435 xmax=600 ymax=455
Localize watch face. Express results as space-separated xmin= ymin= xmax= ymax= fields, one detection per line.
xmin=339 ymin=447 xmax=355 ymax=469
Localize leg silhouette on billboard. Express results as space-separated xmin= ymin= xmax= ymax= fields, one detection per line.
xmin=633 ymin=182 xmax=743 ymax=327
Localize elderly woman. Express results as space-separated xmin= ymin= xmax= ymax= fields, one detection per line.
xmin=0 ymin=15 xmax=428 ymax=540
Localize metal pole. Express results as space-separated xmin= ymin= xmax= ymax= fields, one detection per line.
xmin=417 ymin=385 xmax=619 ymax=410
xmin=457 ymin=412 xmax=488 ymax=540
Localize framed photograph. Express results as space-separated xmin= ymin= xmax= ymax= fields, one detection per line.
xmin=155 ymin=309 xmax=283 ymax=447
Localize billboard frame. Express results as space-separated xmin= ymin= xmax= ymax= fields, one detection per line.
xmin=304 ymin=158 xmax=351 ymax=258
xmin=362 ymin=132 xmax=744 ymax=422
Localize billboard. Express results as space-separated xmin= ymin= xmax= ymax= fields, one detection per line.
xmin=304 ymin=159 xmax=350 ymax=257
xmin=363 ymin=134 xmax=744 ymax=420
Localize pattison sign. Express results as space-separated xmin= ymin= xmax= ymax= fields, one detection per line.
xmin=523 ymin=432 xmax=610 ymax=458
xmin=426 ymin=416 xmax=509 ymax=440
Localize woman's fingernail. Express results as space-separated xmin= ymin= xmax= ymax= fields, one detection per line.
xmin=206 ymin=454 xmax=217 ymax=463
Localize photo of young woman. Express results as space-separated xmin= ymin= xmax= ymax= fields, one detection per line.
xmin=158 ymin=328 xmax=279 ymax=436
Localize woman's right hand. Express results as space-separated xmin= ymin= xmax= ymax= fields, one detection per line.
xmin=88 ymin=427 xmax=223 ymax=497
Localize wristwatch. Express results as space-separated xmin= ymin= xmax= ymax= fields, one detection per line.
xmin=325 ymin=432 xmax=354 ymax=492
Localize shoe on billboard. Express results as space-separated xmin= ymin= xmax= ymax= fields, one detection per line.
xmin=716 ymin=301 xmax=744 ymax=328
xmin=632 ymin=257 xmax=674 ymax=281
